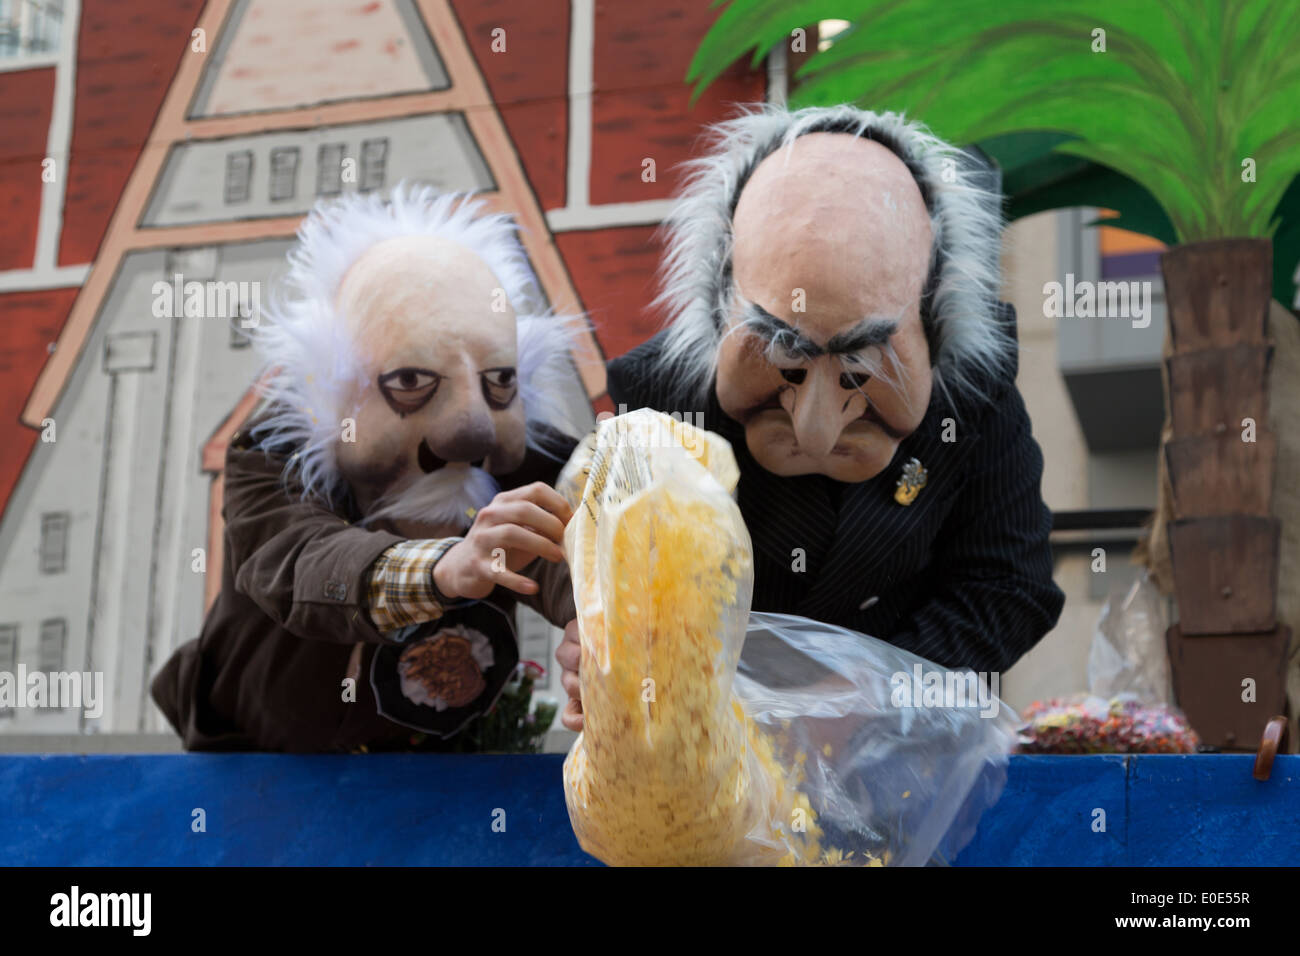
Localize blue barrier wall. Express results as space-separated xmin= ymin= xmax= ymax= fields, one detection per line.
xmin=1 ymin=754 xmax=1296 ymax=865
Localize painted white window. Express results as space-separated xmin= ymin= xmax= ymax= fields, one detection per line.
xmin=224 ymin=150 xmax=254 ymax=204
xmin=359 ymin=138 xmax=389 ymax=193
xmin=230 ymin=313 xmax=252 ymax=349
xmin=38 ymin=618 xmax=66 ymax=712
xmin=0 ymin=0 xmax=63 ymax=58
xmin=0 ymin=624 xmax=16 ymax=717
xmin=269 ymin=146 xmax=300 ymax=202
xmin=38 ymin=618 xmax=65 ymax=670
xmin=316 ymin=143 xmax=346 ymax=197
xmin=39 ymin=511 xmax=68 ymax=574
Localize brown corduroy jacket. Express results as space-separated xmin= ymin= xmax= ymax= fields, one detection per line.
xmin=150 ymin=421 xmax=576 ymax=752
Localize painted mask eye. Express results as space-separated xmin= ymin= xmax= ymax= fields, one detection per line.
xmin=481 ymin=367 xmax=518 ymax=409
xmin=778 ymin=367 xmax=807 ymax=385
xmin=378 ymin=367 xmax=440 ymax=415
xmin=839 ymin=370 xmax=872 ymax=390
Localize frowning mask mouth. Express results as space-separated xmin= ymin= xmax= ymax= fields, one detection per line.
xmin=417 ymin=439 xmax=486 ymax=474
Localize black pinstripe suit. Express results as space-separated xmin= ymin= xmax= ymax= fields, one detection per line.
xmin=605 ymin=304 xmax=1064 ymax=675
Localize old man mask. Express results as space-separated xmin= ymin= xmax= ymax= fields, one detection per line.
xmin=249 ymin=185 xmax=579 ymax=538
xmin=656 ymin=106 xmax=1010 ymax=483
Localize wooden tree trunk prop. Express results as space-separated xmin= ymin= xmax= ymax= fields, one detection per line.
xmin=1160 ymin=239 xmax=1290 ymax=750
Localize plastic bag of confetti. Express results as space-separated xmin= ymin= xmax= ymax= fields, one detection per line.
xmin=1016 ymin=693 xmax=1199 ymax=754
xmin=560 ymin=409 xmax=1016 ymax=866
xmin=733 ymin=611 xmax=1018 ymax=866
xmin=1015 ymin=575 xmax=1197 ymax=754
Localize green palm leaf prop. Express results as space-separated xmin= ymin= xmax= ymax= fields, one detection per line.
xmin=690 ymin=0 xmax=1300 ymax=300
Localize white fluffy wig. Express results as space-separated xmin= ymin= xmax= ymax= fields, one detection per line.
xmin=246 ymin=183 xmax=583 ymax=508
xmin=654 ymin=104 xmax=1013 ymax=407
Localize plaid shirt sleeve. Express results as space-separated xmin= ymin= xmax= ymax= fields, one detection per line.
xmin=366 ymin=537 xmax=464 ymax=635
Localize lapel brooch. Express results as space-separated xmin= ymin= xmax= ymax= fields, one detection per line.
xmin=893 ymin=457 xmax=928 ymax=506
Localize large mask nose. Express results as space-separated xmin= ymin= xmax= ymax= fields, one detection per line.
xmin=421 ymin=386 xmax=499 ymax=470
xmin=421 ymin=408 xmax=496 ymax=465
xmin=779 ymin=360 xmax=868 ymax=458
xmin=433 ymin=420 xmax=497 ymax=463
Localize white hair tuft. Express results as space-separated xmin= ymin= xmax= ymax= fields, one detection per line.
xmin=246 ymin=183 xmax=583 ymax=506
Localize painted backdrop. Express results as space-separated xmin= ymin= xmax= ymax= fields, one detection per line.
xmin=0 ymin=0 xmax=765 ymax=734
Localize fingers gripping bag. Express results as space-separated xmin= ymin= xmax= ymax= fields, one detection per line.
xmin=560 ymin=409 xmax=1016 ymax=866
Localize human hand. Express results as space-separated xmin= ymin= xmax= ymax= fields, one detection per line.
xmin=556 ymin=617 xmax=583 ymax=732
xmin=432 ymin=482 xmax=573 ymax=601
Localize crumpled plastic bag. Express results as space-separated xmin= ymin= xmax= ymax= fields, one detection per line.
xmin=560 ymin=408 xmax=1015 ymax=866
xmin=1017 ymin=573 xmax=1198 ymax=754
xmin=1088 ymin=572 xmax=1171 ymax=702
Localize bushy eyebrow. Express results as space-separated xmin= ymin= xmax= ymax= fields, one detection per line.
xmin=741 ymin=303 xmax=898 ymax=358
xmin=827 ymin=316 xmax=899 ymax=353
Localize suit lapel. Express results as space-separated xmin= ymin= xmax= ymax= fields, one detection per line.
xmin=706 ymin=397 xmax=840 ymax=582
xmin=738 ymin=449 xmax=840 ymax=578
xmin=799 ymin=393 xmax=981 ymax=618
xmin=702 ymin=385 xmax=981 ymax=619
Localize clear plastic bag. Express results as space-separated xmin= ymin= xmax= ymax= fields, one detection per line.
xmin=1016 ymin=573 xmax=1198 ymax=754
xmin=733 ymin=612 xmax=1018 ymax=866
xmin=1088 ymin=572 xmax=1171 ymax=702
xmin=561 ymin=409 xmax=1016 ymax=866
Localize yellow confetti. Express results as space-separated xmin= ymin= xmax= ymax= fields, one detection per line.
xmin=561 ymin=410 xmax=870 ymax=866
